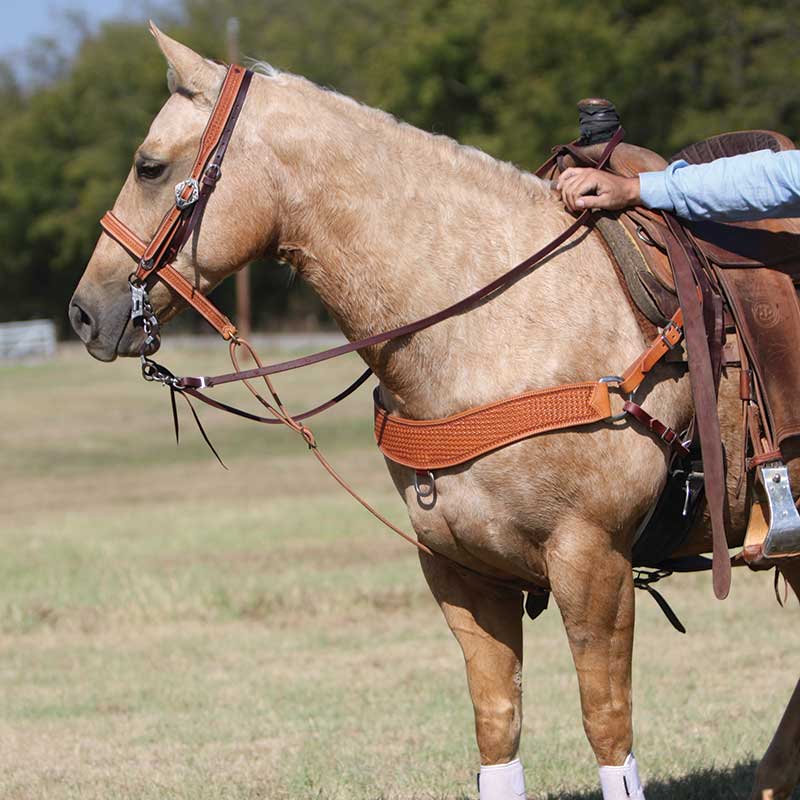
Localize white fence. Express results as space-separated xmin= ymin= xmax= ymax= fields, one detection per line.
xmin=0 ymin=319 xmax=57 ymax=361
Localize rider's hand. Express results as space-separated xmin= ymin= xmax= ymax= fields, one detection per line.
xmin=556 ymin=168 xmax=641 ymax=213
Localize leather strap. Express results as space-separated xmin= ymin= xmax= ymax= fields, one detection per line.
xmin=663 ymin=213 xmax=731 ymax=599
xmin=373 ymin=382 xmax=612 ymax=470
xmin=100 ymin=212 xmax=237 ymax=338
xmin=619 ymin=309 xmax=684 ymax=395
xmin=181 ymin=366 xmax=373 ymax=425
xmin=748 ymin=449 xmax=783 ymax=469
xmin=100 ymin=65 xmax=252 ymax=339
xmin=622 ymin=400 xmax=690 ymax=458
xmin=135 ymin=66 xmax=252 ymax=279
xmin=174 ymin=133 xmax=629 ymax=389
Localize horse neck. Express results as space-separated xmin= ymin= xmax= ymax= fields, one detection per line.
xmin=249 ymin=74 xmax=633 ymax=417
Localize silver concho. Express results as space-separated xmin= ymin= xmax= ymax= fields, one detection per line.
xmin=174 ymin=177 xmax=200 ymax=209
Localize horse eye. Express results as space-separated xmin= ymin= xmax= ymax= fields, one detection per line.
xmin=136 ymin=160 xmax=167 ymax=181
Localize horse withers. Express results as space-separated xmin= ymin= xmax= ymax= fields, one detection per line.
xmin=69 ymin=25 xmax=800 ymax=800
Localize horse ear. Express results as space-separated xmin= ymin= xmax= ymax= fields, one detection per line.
xmin=149 ymin=22 xmax=223 ymax=104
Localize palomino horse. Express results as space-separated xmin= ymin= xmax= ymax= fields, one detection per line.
xmin=69 ymin=26 xmax=800 ymax=800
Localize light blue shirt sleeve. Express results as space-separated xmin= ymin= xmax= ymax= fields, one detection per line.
xmin=638 ymin=149 xmax=800 ymax=221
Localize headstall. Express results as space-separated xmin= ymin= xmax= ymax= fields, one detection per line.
xmin=100 ymin=63 xmax=252 ymax=362
xmin=97 ymin=65 xmax=692 ymax=596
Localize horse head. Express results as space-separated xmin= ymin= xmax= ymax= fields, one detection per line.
xmin=69 ymin=25 xmax=273 ymax=361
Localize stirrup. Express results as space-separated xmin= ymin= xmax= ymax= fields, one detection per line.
xmin=760 ymin=463 xmax=800 ymax=558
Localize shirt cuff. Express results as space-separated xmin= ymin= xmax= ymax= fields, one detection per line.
xmin=638 ymin=170 xmax=673 ymax=211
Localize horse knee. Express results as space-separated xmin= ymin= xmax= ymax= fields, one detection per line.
xmin=474 ymin=697 xmax=521 ymax=764
xmin=581 ymin=699 xmax=633 ymax=766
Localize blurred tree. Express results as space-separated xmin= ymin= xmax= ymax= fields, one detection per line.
xmin=0 ymin=61 xmax=22 ymax=113
xmin=3 ymin=0 xmax=800 ymax=329
xmin=0 ymin=23 xmax=165 ymax=325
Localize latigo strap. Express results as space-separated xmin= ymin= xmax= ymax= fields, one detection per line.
xmin=663 ymin=214 xmax=731 ymax=599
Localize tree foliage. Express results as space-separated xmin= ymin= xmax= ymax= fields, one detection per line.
xmin=4 ymin=0 xmax=800 ymax=330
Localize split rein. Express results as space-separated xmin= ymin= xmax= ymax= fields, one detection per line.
xmin=98 ymin=64 xmax=667 ymax=574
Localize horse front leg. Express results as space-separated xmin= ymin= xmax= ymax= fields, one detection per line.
xmin=752 ymin=560 xmax=800 ymax=800
xmin=548 ymin=518 xmax=644 ymax=800
xmin=419 ymin=553 xmax=526 ymax=800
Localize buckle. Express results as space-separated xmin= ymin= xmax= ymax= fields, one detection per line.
xmin=203 ymin=163 xmax=221 ymax=186
xmin=659 ymin=320 xmax=683 ymax=350
xmin=659 ymin=426 xmax=676 ymax=444
xmin=175 ymin=177 xmax=200 ymax=209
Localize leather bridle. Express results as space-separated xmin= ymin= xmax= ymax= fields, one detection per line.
xmin=99 ymin=64 xmax=253 ymax=357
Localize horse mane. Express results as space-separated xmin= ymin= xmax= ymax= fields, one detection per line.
xmin=249 ymin=60 xmax=555 ymax=208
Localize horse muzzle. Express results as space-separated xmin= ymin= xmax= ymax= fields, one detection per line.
xmin=68 ymin=287 xmax=144 ymax=361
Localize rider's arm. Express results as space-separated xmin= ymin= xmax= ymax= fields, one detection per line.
xmin=557 ymin=148 xmax=800 ymax=221
xmin=639 ymin=148 xmax=800 ymax=221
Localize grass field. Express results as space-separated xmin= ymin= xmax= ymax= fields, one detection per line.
xmin=2 ymin=341 xmax=799 ymax=800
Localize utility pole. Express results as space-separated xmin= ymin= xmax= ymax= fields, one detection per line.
xmin=227 ymin=17 xmax=252 ymax=338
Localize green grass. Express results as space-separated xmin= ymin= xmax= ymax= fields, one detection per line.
xmin=1 ymin=342 xmax=799 ymax=799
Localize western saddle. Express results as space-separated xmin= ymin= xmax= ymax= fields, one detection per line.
xmin=541 ymin=100 xmax=800 ymax=578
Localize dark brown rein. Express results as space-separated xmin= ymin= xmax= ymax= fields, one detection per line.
xmin=98 ymin=62 xmax=625 ymax=577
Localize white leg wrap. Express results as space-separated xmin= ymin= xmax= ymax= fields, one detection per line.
xmin=599 ymin=753 xmax=645 ymax=800
xmin=477 ymin=758 xmax=526 ymax=800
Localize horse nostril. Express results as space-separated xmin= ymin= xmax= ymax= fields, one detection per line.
xmin=68 ymin=297 xmax=96 ymax=344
